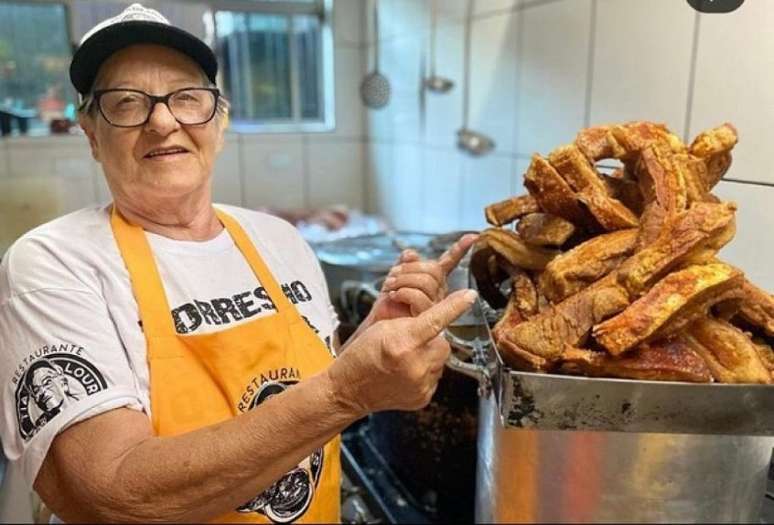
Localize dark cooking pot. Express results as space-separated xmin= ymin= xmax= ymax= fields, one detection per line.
xmin=366 ymin=363 xmax=478 ymax=523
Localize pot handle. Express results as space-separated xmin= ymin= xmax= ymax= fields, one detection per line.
xmin=444 ymin=330 xmax=493 ymax=397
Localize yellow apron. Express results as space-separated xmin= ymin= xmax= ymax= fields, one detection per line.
xmin=110 ymin=206 xmax=341 ymax=524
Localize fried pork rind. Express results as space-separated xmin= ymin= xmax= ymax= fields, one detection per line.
xmin=690 ymin=123 xmax=738 ymax=189
xmin=593 ymin=263 xmax=743 ymax=356
xmin=524 ymin=154 xmax=594 ymax=228
xmin=548 ymin=145 xmax=609 ymax=194
xmin=734 ymin=279 xmax=774 ymax=337
xmin=470 ymin=242 xmax=509 ymax=309
xmin=560 ymin=339 xmax=713 ymax=383
xmin=479 ymin=228 xmax=559 ymax=271
xmin=684 ymin=318 xmax=771 ymax=384
xmin=477 ymin=121 xmax=772 ymax=383
xmin=485 ymin=195 xmax=540 ymax=226
xmin=539 ymin=229 xmax=639 ymax=303
xmin=548 ymin=145 xmax=640 ymax=230
xmin=576 ymin=187 xmax=640 ymax=230
xmin=616 ymin=201 xmax=737 ymax=297
xmin=498 ymin=272 xmax=630 ymax=367
xmin=689 ymin=123 xmax=738 ymax=159
xmin=516 ymin=213 xmax=576 ymax=247
xmin=604 ymin=173 xmax=645 ymax=216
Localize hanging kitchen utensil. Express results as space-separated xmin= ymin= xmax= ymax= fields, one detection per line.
xmin=424 ymin=0 xmax=454 ymax=93
xmin=360 ymin=0 xmax=391 ymax=109
xmin=457 ymin=0 xmax=495 ymax=156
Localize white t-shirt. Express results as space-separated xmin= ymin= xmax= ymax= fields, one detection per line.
xmin=0 ymin=204 xmax=338 ymax=488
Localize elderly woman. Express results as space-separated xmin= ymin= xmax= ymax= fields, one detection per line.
xmin=0 ymin=4 xmax=477 ymax=523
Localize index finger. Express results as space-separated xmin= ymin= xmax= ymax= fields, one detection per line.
xmin=407 ymin=289 xmax=478 ymax=344
xmin=438 ymin=233 xmax=479 ymax=275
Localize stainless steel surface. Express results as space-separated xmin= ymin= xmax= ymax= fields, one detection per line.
xmin=450 ymin=297 xmax=774 ymax=523
xmin=361 ymin=0 xmax=390 ymax=109
xmin=476 ymin=393 xmax=773 ymax=523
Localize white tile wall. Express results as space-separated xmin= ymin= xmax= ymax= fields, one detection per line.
xmin=367 ymin=141 xmax=395 ymax=217
xmin=0 ymin=173 xmax=97 ymax=253
xmin=241 ymin=135 xmax=306 ymax=210
xmin=714 ymin=180 xmax=774 ymax=291
xmin=211 ymin=133 xmax=242 ymax=206
xmin=589 ymin=0 xmax=695 ymax=137
xmin=333 ymin=46 xmax=366 ymax=138
xmin=423 ymin=21 xmax=465 ymax=148
xmin=365 ymin=35 xmax=423 ymax=142
xmin=367 ymin=142 xmax=426 ymax=229
xmin=334 ymin=0 xmax=365 ymax=47
xmin=307 ymin=139 xmax=365 ymax=209
xmin=435 ymin=0 xmax=468 ymax=22
xmin=369 ymin=0 xmax=429 ymax=44
xmin=467 ymin=11 xmax=520 ymax=155
xmin=516 ymin=0 xmax=591 ymax=155
xmin=0 ymin=140 xmax=8 ymax=177
xmin=690 ymin=3 xmax=774 ymax=185
xmin=512 ymin=157 xmax=530 ymax=196
xmin=6 ymin=136 xmax=95 ymax=179
xmin=420 ymin=148 xmax=464 ymax=233
xmin=392 ymin=143 xmax=425 ymax=230
xmin=460 ymin=154 xmax=513 ymax=231
xmin=475 ymin=0 xmax=519 ymax=16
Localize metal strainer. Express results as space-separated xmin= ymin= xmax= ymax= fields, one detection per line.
xmin=360 ymin=0 xmax=391 ymax=109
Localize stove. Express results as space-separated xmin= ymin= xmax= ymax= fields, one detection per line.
xmin=340 ymin=423 xmax=435 ymax=525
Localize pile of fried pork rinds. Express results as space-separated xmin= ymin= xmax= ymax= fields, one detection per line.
xmin=473 ymin=121 xmax=774 ymax=384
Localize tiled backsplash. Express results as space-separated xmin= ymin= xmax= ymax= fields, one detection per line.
xmin=364 ymin=0 xmax=773 ymax=289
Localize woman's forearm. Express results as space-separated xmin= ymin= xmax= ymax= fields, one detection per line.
xmin=42 ymin=370 xmax=358 ymax=523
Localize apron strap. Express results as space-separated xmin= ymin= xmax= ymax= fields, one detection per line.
xmin=214 ymin=208 xmax=296 ymax=316
xmin=110 ymin=205 xmax=298 ymax=339
xmin=110 ymin=206 xmax=177 ymax=338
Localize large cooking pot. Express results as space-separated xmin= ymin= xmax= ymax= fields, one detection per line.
xmin=447 ymin=299 xmax=774 ymax=523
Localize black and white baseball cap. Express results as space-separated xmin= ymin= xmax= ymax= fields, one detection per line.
xmin=69 ymin=3 xmax=218 ymax=95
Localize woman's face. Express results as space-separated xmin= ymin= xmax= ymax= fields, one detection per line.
xmin=81 ymin=44 xmax=224 ymax=207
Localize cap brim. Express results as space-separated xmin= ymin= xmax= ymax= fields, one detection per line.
xmin=70 ymin=21 xmax=218 ymax=95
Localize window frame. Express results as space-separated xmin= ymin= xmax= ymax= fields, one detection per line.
xmin=207 ymin=0 xmax=336 ymax=133
xmin=0 ymin=0 xmax=336 ymax=135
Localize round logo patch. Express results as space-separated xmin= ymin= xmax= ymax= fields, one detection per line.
xmin=237 ymin=380 xmax=324 ymax=523
xmin=14 ymin=353 xmax=107 ymax=441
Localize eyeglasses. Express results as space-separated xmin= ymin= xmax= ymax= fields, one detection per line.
xmin=92 ymin=87 xmax=220 ymax=127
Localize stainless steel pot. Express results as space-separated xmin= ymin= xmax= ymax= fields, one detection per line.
xmin=447 ymin=299 xmax=774 ymax=523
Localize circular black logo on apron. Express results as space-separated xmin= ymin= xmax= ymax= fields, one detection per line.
xmin=237 ymin=381 xmax=324 ymax=523
xmin=15 ymin=353 xmax=108 ymax=441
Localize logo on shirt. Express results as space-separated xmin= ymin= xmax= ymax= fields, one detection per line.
xmin=236 ymin=375 xmax=323 ymax=523
xmin=171 ymin=280 xmax=314 ymax=335
xmin=14 ymin=351 xmax=107 ymax=441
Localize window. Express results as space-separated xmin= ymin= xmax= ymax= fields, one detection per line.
xmin=213 ymin=0 xmax=334 ymax=132
xmin=0 ymin=2 xmax=75 ymax=136
xmin=0 ymin=0 xmax=334 ymax=136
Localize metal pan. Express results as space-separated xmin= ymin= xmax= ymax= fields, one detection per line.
xmin=446 ymin=297 xmax=774 ymax=436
